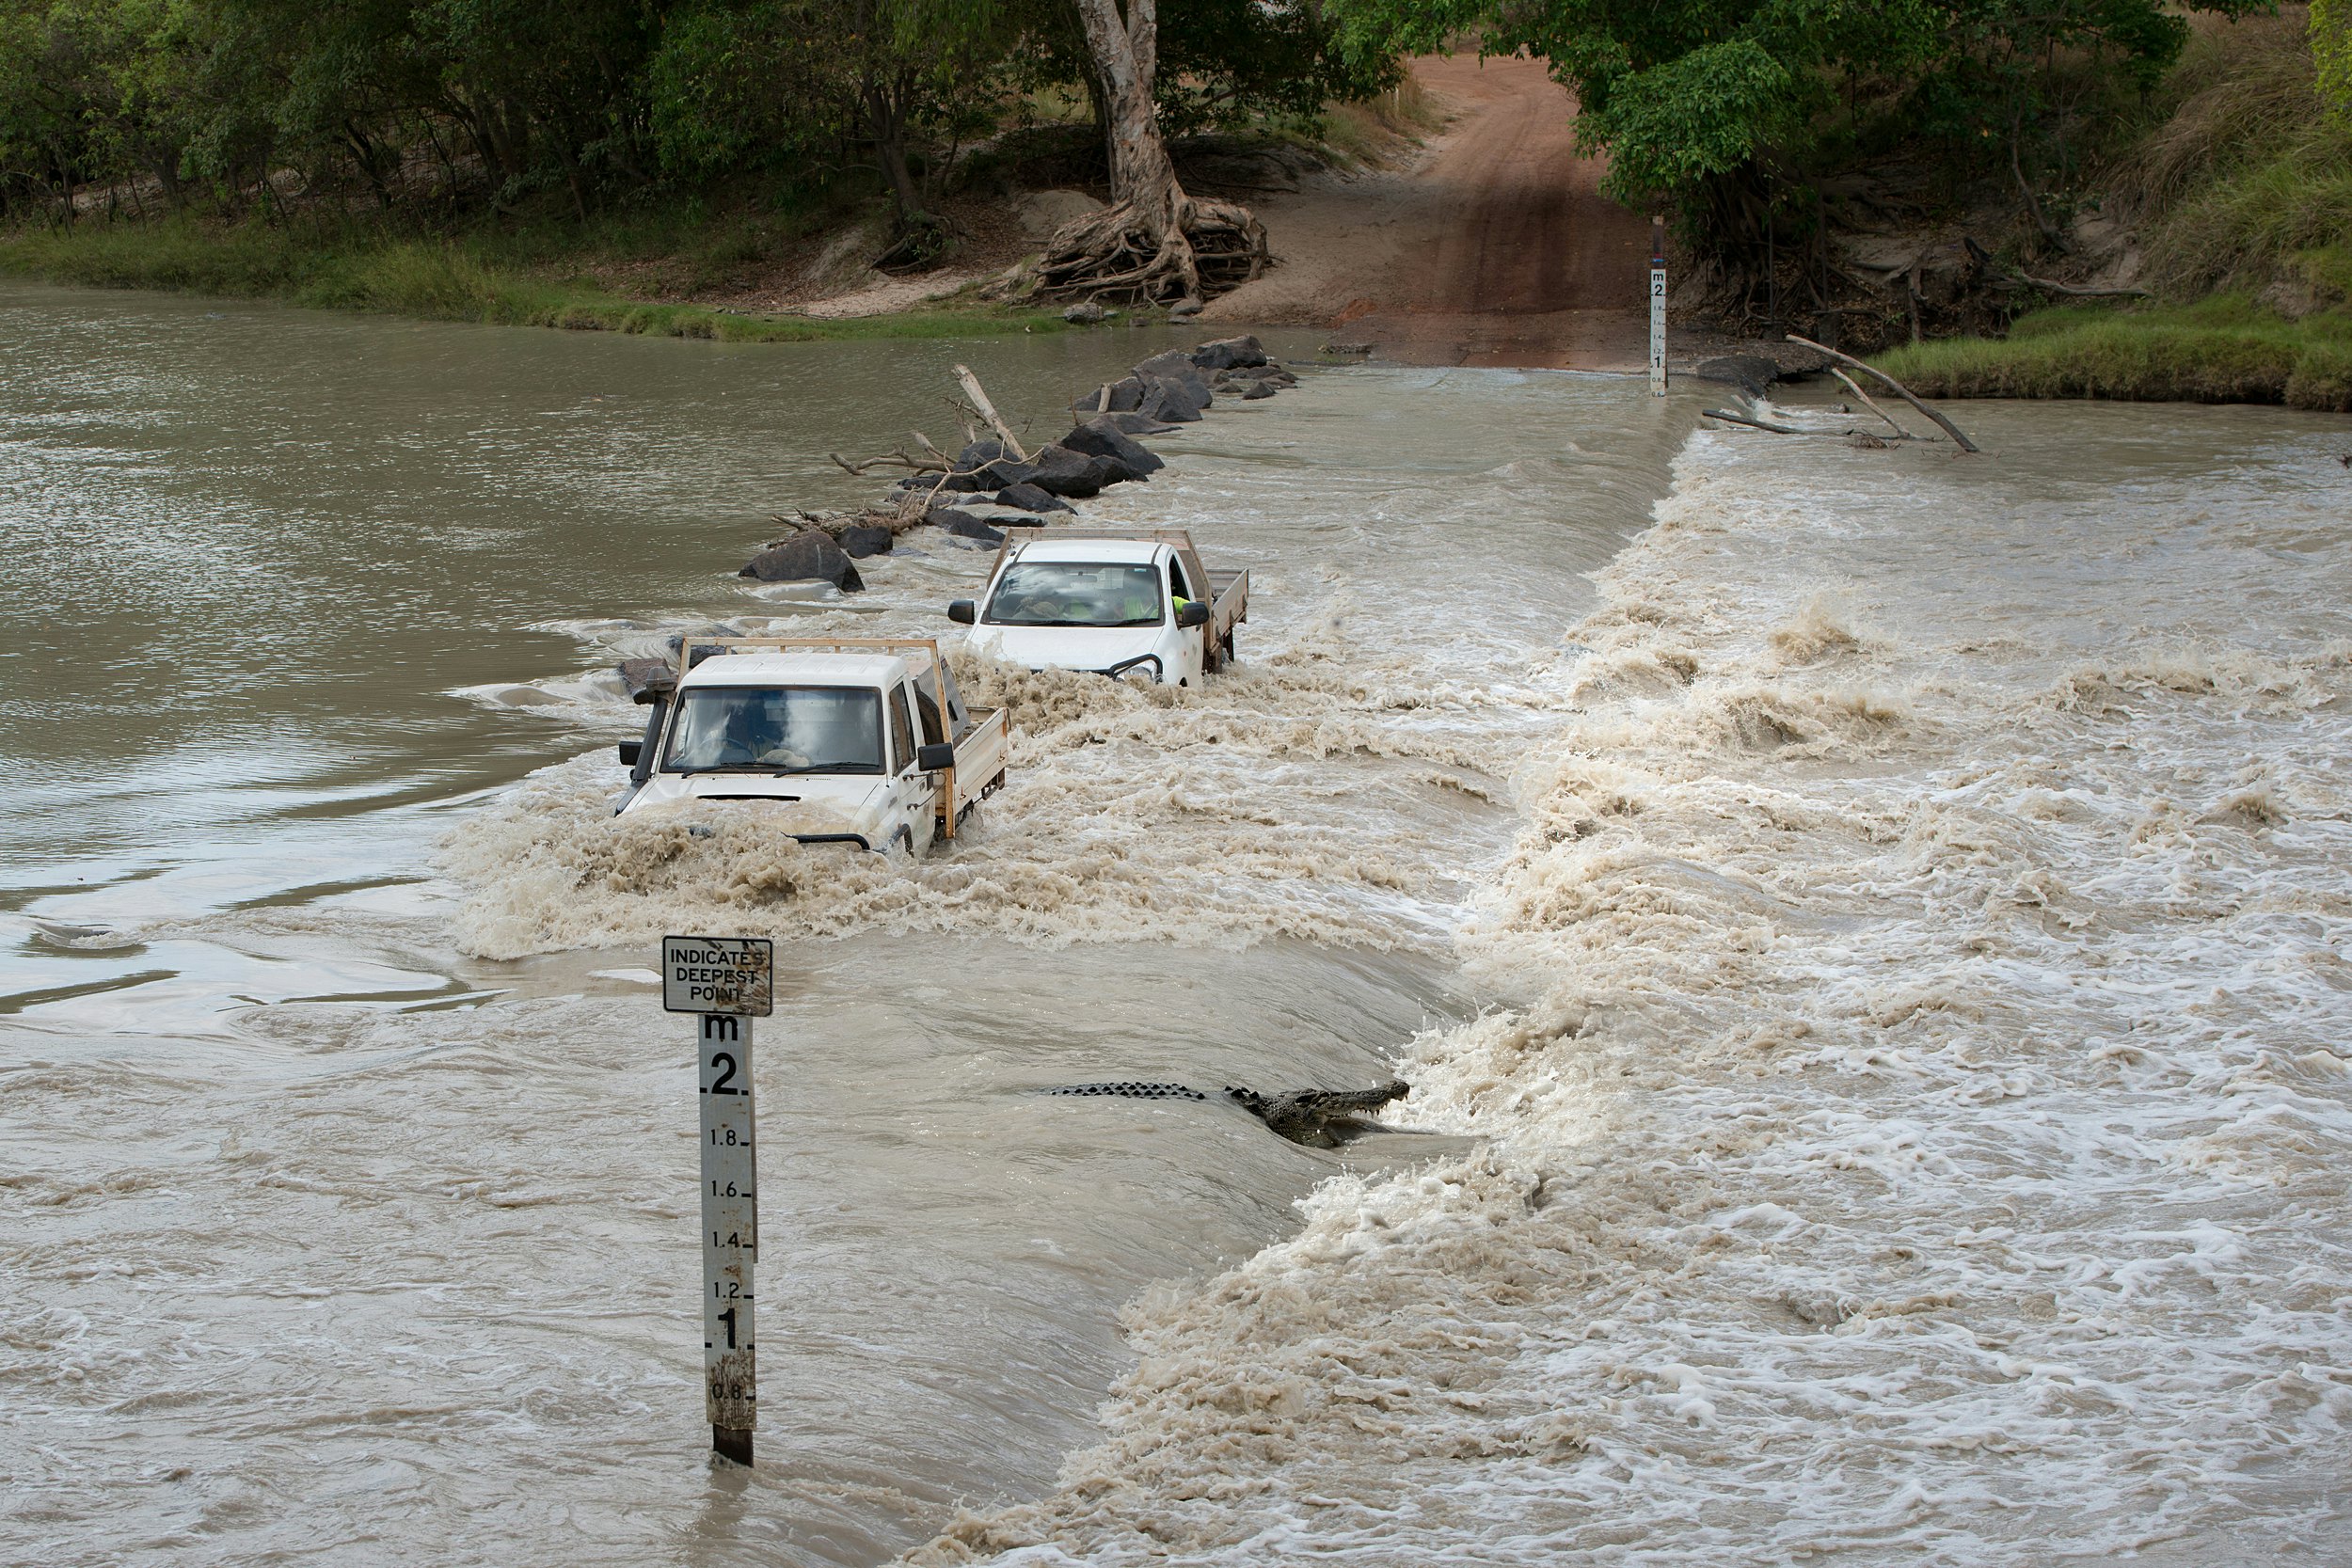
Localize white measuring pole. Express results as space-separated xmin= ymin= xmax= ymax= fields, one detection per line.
xmin=663 ymin=934 xmax=775 ymax=1467
xmin=1649 ymin=214 xmax=1668 ymax=397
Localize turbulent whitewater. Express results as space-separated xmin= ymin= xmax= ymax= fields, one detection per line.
xmin=4 ymin=279 xmax=2344 ymax=1568
xmin=912 ymin=404 xmax=2352 ymax=1564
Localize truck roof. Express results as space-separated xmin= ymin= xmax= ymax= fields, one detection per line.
xmin=1009 ymin=536 xmax=1165 ymax=565
xmin=680 ymin=650 xmax=913 ymax=689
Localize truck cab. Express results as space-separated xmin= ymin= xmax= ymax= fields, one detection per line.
xmin=612 ymin=638 xmax=1008 ymax=856
xmin=946 ymin=530 xmax=1247 ymax=687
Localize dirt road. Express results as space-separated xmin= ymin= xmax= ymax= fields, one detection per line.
xmin=1202 ymin=55 xmax=1651 ymax=371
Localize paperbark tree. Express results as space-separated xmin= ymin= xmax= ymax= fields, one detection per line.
xmin=1035 ymin=0 xmax=1266 ymax=302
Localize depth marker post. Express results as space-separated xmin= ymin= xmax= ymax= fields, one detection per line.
xmin=1649 ymin=214 xmax=1668 ymax=397
xmin=662 ymin=934 xmax=775 ymax=1466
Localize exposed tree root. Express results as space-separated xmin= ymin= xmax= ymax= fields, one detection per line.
xmin=1035 ymin=192 xmax=1267 ymax=304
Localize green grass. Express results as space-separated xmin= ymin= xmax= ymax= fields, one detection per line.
xmin=1867 ymin=17 xmax=2352 ymax=411
xmin=1875 ymin=290 xmax=2352 ymax=411
xmin=0 ymin=215 xmax=1068 ymax=341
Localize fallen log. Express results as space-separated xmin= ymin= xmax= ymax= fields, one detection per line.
xmin=1785 ymin=334 xmax=1981 ymax=453
xmin=1965 ymin=236 xmax=2151 ymax=298
xmin=1829 ymin=368 xmax=1916 ymax=439
xmin=829 ymin=449 xmax=944 ymax=477
xmin=953 ymin=364 xmax=1027 ymax=462
xmin=1705 ymin=408 xmax=1856 ymax=436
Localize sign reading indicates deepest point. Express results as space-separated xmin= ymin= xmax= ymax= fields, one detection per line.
xmin=663 ymin=935 xmax=774 ymax=1017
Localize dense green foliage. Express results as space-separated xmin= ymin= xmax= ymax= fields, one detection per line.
xmin=1332 ymin=0 xmax=2263 ymax=247
xmin=2123 ymin=13 xmax=2352 ymax=297
xmin=0 ymin=0 xmax=1391 ymax=230
xmin=2319 ymin=0 xmax=2352 ymax=119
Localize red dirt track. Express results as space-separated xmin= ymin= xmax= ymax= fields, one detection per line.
xmin=1200 ymin=55 xmax=1653 ymax=371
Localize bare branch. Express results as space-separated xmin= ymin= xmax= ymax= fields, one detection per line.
xmin=828 ymin=449 xmax=946 ymax=476
xmin=1829 ymin=368 xmax=1917 ymax=438
xmin=1785 ymin=334 xmax=1981 ymax=453
xmin=1706 ymin=408 xmax=1857 ymax=436
xmin=953 ymin=363 xmax=1027 ymax=460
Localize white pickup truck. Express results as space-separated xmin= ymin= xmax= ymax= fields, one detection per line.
xmin=946 ymin=529 xmax=1248 ymax=687
xmin=613 ymin=637 xmax=1008 ymax=856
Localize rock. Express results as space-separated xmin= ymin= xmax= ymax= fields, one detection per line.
xmin=1321 ymin=341 xmax=1372 ymax=356
xmin=981 ymin=458 xmax=1044 ymax=489
xmin=1136 ymin=375 xmax=1202 ymax=423
xmin=1026 ymin=443 xmax=1109 ymax=498
xmin=1062 ymin=302 xmax=1107 ymax=325
xmin=941 ymin=439 xmax=1033 ymax=490
xmin=1168 ymin=296 xmax=1204 ymax=320
xmin=1089 ymin=410 xmax=1179 ymax=436
xmin=1061 ymin=417 xmax=1165 ymax=480
xmin=1214 ymin=366 xmax=1294 ymax=394
xmin=837 ymin=524 xmax=895 ymax=558
xmin=1190 ymin=335 xmax=1269 ymax=371
xmin=927 ymin=507 xmax=1006 ymax=546
xmin=1072 ymin=374 xmax=1147 ymax=416
xmin=1241 ymin=383 xmax=1277 ymax=400
xmin=1695 ymin=354 xmax=1785 ymax=397
xmin=1133 ymin=349 xmax=1212 ymax=406
xmin=1016 ymin=188 xmax=1105 ymax=244
xmin=739 ymin=531 xmax=865 ymax=592
xmin=995 ymin=481 xmax=1073 ymax=514
xmin=616 ymin=657 xmax=675 ymax=704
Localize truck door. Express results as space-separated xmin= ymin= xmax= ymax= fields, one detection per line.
xmin=887 ymin=682 xmax=936 ymax=855
xmin=1166 ymin=554 xmax=1204 ymax=685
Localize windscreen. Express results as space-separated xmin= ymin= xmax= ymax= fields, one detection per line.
xmin=662 ymin=686 xmax=884 ymax=774
xmin=984 ymin=562 xmax=1165 ymax=627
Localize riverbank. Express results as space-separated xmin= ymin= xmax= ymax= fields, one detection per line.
xmin=1875 ymin=295 xmax=2352 ymax=411
xmin=1858 ymin=15 xmax=2352 ymax=411
xmin=0 ymin=216 xmax=1073 ymax=341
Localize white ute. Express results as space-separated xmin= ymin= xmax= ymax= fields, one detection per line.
xmin=612 ymin=637 xmax=1009 ymax=856
xmin=946 ymin=529 xmax=1247 ymax=686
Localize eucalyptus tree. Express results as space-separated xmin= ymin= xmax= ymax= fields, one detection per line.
xmin=1028 ymin=0 xmax=1267 ymax=302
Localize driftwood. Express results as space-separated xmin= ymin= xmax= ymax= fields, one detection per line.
xmin=1705 ymin=408 xmax=1856 ymax=436
xmin=1705 ymin=407 xmax=1934 ymax=443
xmin=1994 ymin=274 xmax=2152 ymax=299
xmin=953 ymin=363 xmax=1026 ymax=461
xmin=828 ymin=368 xmax=1032 ymax=509
xmin=1829 ymin=367 xmax=1915 ymax=438
xmin=828 ymin=449 xmax=945 ymax=477
xmin=1966 ymin=236 xmax=2150 ymax=299
xmin=1785 ymin=334 xmax=1981 ymax=453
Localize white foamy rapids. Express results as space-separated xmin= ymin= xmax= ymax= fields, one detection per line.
xmin=441 ymin=639 xmax=1570 ymax=959
xmin=910 ymin=405 xmax=2352 ymax=1563
xmin=438 ymin=368 xmax=1691 ymax=963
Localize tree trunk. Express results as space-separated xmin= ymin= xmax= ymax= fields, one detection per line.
xmin=1034 ymin=0 xmax=1264 ymax=303
xmin=861 ymin=74 xmax=924 ymax=223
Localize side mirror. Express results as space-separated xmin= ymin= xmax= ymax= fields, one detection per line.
xmin=616 ymin=740 xmax=643 ymax=767
xmin=947 ymin=600 xmax=977 ymax=625
xmin=1176 ymin=600 xmax=1211 ymax=629
xmin=915 ymin=741 xmax=957 ymax=772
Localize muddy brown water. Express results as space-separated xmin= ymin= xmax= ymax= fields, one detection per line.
xmin=0 ymin=281 xmax=1701 ymax=1565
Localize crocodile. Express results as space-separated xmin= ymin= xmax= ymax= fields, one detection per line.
xmin=1224 ymin=1081 xmax=1409 ymax=1148
xmin=1043 ymin=1078 xmax=1410 ymax=1148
